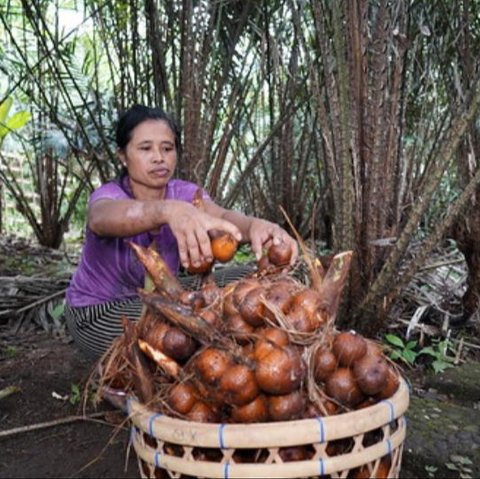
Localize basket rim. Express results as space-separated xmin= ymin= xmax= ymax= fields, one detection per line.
xmin=128 ymin=377 xmax=409 ymax=449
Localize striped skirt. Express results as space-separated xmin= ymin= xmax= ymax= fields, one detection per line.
xmin=65 ymin=264 xmax=255 ymax=358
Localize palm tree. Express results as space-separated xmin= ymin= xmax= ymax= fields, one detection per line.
xmin=307 ymin=0 xmax=480 ymax=333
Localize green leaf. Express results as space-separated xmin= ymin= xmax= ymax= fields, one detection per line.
xmin=405 ymin=340 xmax=418 ymax=350
xmin=389 ymin=350 xmax=402 ymax=360
xmin=5 ymin=345 xmax=18 ymax=358
xmin=418 ymin=346 xmax=436 ymax=357
xmin=51 ymin=303 xmax=65 ymax=321
xmin=439 ymin=341 xmax=455 ymax=358
xmin=450 ymin=455 xmax=473 ymax=464
xmin=385 ymin=334 xmax=405 ymax=348
xmin=69 ymin=383 xmax=81 ymax=405
xmin=431 ymin=360 xmax=449 ymax=374
xmin=5 ymin=110 xmax=31 ymax=131
xmin=0 ymin=104 xmax=31 ymax=144
xmin=0 ymin=97 xmax=13 ymax=123
xmin=403 ymin=349 xmax=418 ymax=365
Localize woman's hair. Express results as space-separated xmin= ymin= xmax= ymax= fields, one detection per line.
xmin=115 ymin=104 xmax=181 ymax=150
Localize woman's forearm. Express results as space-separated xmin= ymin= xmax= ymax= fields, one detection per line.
xmin=88 ymin=198 xmax=243 ymax=269
xmin=88 ymin=198 xmax=169 ymax=237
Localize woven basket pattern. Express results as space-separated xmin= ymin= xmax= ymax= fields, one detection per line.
xmin=128 ymin=378 xmax=409 ymax=479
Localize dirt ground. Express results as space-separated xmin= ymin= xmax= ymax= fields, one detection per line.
xmin=0 ymin=328 xmax=138 ymax=478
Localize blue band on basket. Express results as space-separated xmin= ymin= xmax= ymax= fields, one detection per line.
xmin=218 ymin=423 xmax=226 ymax=449
xmin=381 ymin=400 xmax=395 ymax=422
xmin=148 ymin=413 xmax=163 ymax=438
xmin=223 ymin=462 xmax=230 ymax=479
xmin=316 ymin=416 xmax=326 ymax=443
xmin=386 ymin=439 xmax=393 ymax=456
xmin=154 ymin=451 xmax=162 ymax=468
xmin=318 ymin=458 xmax=326 ymax=476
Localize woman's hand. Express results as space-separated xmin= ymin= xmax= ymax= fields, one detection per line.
xmin=165 ymin=200 xmax=242 ymax=269
xmin=248 ymin=218 xmax=298 ymax=266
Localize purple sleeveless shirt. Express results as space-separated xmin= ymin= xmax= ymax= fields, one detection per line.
xmin=66 ymin=175 xmax=210 ymax=307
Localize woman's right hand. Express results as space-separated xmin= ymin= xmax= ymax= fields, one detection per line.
xmin=164 ymin=200 xmax=242 ymax=270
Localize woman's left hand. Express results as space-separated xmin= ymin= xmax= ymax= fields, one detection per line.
xmin=248 ymin=218 xmax=298 ymax=266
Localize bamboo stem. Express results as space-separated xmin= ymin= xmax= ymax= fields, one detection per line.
xmin=360 ymin=79 xmax=480 ymax=315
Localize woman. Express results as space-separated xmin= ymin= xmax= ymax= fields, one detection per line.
xmin=65 ymin=104 xmax=298 ymax=357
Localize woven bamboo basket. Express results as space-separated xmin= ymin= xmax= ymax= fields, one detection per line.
xmin=128 ymin=376 xmax=409 ymax=479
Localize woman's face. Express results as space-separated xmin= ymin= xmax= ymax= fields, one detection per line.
xmin=118 ymin=119 xmax=177 ymax=199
